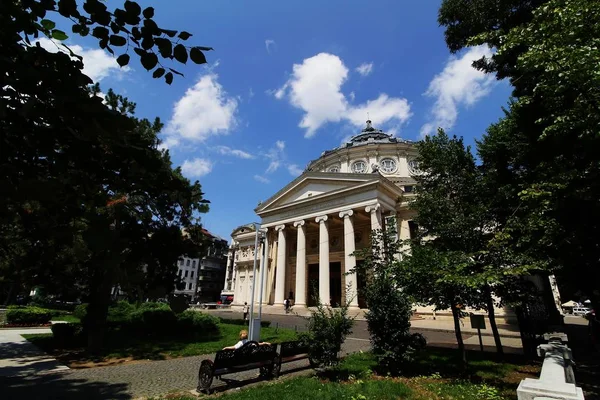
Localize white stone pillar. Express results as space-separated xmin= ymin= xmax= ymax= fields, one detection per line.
xmin=261 ymin=229 xmax=270 ymax=304
xmin=274 ymin=224 xmax=286 ymax=306
xmin=294 ymin=220 xmax=306 ymax=307
xmin=365 ymin=203 xmax=382 ymax=231
xmin=340 ymin=210 xmax=359 ymax=309
xmin=315 ymin=215 xmax=330 ymax=306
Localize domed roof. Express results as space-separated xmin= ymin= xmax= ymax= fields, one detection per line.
xmin=348 ymin=120 xmax=393 ymax=143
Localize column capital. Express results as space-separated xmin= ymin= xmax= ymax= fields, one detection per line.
xmin=293 ymin=220 xmax=305 ymax=228
xmin=365 ymin=203 xmax=381 ymax=214
xmin=315 ymin=215 xmax=328 ymax=224
xmin=339 ymin=209 xmax=354 ymax=219
xmin=275 ymin=224 xmax=286 ymax=232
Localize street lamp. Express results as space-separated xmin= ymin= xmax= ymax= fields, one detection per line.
xmin=248 ymin=222 xmax=265 ymax=341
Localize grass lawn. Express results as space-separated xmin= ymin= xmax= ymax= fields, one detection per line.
xmin=50 ymin=314 xmax=80 ymax=323
xmin=23 ymin=323 xmax=297 ymax=367
xmin=149 ymin=348 xmax=539 ymax=400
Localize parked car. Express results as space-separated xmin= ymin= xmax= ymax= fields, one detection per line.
xmin=573 ymin=306 xmax=591 ymax=316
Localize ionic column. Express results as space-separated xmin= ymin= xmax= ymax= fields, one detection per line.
xmin=340 ymin=210 xmax=359 ymax=309
xmin=315 ymin=215 xmax=330 ymax=306
xmin=274 ymin=224 xmax=286 ymax=306
xmin=293 ymin=220 xmax=307 ymax=307
xmin=365 ymin=203 xmax=382 ymax=231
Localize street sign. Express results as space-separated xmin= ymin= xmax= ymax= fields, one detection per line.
xmin=470 ymin=314 xmax=486 ymax=330
xmin=469 ymin=314 xmax=486 ymax=352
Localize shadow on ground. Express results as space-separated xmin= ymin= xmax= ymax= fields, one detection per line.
xmin=0 ymin=373 xmax=131 ymax=400
xmin=565 ymin=322 xmax=600 ymax=400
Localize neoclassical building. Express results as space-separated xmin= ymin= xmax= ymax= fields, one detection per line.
xmin=222 ymin=121 xmax=420 ymax=309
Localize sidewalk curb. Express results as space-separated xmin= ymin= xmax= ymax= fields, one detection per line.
xmin=410 ymin=326 xmax=522 ymax=338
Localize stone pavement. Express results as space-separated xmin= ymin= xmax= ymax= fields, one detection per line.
xmin=0 ymin=332 xmax=370 ymax=400
xmin=0 ymin=328 xmax=68 ymax=377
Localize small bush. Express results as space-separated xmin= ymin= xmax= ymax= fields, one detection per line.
xmin=51 ymin=323 xmax=83 ymax=346
xmin=177 ymin=310 xmax=220 ymax=336
xmin=73 ymin=303 xmax=88 ymax=320
xmin=299 ymin=297 xmax=354 ymax=368
xmin=129 ymin=307 xmax=177 ymax=336
xmin=107 ymin=301 xmax=135 ymax=324
xmin=6 ymin=306 xmax=53 ymax=325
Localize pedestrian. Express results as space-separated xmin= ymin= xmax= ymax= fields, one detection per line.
xmin=243 ymin=302 xmax=249 ymax=321
xmin=284 ymin=298 xmax=290 ymax=314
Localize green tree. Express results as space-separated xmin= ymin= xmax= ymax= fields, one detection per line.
xmin=440 ymin=0 xmax=600 ymax=307
xmin=353 ymin=229 xmax=426 ymax=374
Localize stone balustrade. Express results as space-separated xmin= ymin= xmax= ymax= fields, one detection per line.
xmin=517 ymin=332 xmax=584 ymax=400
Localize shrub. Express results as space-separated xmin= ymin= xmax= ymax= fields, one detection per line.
xmin=6 ymin=306 xmax=53 ymax=325
xmin=107 ymin=301 xmax=135 ymax=324
xmin=129 ymin=307 xmax=177 ymax=336
xmin=51 ymin=323 xmax=83 ymax=346
xmin=299 ymin=296 xmax=354 ymax=368
xmin=177 ymin=310 xmax=220 ymax=336
xmin=73 ymin=303 xmax=88 ymax=320
xmin=169 ymin=295 xmax=189 ymax=314
xmin=354 ymin=229 xmax=427 ymax=375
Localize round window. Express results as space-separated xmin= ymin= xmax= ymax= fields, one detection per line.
xmin=328 ymin=165 xmax=340 ymax=173
xmin=408 ymin=159 xmax=420 ymax=175
xmin=379 ymin=158 xmax=397 ymax=173
xmin=351 ymin=160 xmax=367 ymax=173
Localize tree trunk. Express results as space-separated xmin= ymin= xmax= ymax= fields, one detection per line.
xmin=484 ymin=284 xmax=504 ymax=356
xmin=86 ymin=262 xmax=114 ymax=354
xmin=451 ymin=302 xmax=467 ymax=368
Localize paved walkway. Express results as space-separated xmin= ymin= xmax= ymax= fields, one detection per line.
xmin=0 ymin=330 xmax=369 ymax=400
xmin=0 ymin=328 xmax=68 ymax=378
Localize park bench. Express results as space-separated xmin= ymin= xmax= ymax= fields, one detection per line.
xmin=197 ymin=341 xmax=278 ymax=393
xmin=274 ymin=340 xmax=315 ymax=377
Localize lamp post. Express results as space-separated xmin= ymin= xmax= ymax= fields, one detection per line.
xmin=248 ymin=223 xmax=262 ymax=341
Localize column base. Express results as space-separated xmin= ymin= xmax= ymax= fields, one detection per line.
xmin=294 ymin=302 xmax=306 ymax=308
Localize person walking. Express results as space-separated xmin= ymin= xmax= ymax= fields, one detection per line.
xmin=243 ymin=302 xmax=249 ymax=321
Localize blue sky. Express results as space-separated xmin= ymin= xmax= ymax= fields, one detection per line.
xmin=43 ymin=0 xmax=512 ymax=239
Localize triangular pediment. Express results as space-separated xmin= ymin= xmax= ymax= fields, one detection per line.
xmin=255 ymin=172 xmax=386 ymax=215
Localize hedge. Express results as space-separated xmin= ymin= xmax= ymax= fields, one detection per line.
xmin=177 ymin=310 xmax=220 ymax=336
xmin=51 ymin=323 xmax=83 ymax=346
xmin=6 ymin=306 xmax=53 ymax=325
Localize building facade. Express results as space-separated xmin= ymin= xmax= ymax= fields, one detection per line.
xmin=176 ymin=229 xmax=228 ymax=302
xmin=224 ymin=121 xmax=420 ymax=309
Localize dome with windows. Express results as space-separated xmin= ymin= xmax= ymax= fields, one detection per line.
xmin=305 ymin=120 xmax=419 ymax=188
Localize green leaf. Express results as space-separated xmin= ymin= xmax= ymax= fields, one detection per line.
xmin=116 ymin=54 xmax=130 ymax=67
xmin=124 ymin=1 xmax=141 ymax=16
xmin=165 ymin=72 xmax=173 ymax=85
xmin=141 ymin=37 xmax=154 ymax=50
xmin=140 ymin=52 xmax=158 ymax=71
xmin=109 ymin=35 xmax=127 ymax=47
xmin=143 ymin=7 xmax=154 ymax=19
xmin=178 ymin=31 xmax=192 ymax=40
xmin=173 ymin=44 xmax=187 ymax=64
xmin=195 ymin=46 xmax=214 ymax=51
xmin=155 ymin=38 xmax=172 ymax=58
xmin=92 ymin=26 xmax=109 ymax=40
xmin=41 ymin=19 xmax=56 ymax=30
xmin=152 ymin=68 xmax=165 ymax=78
xmin=190 ymin=47 xmax=207 ymax=64
xmin=161 ymin=29 xmax=177 ymax=38
xmin=51 ymin=30 xmax=68 ymax=41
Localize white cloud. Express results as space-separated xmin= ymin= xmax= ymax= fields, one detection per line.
xmin=274 ymin=53 xmax=411 ymax=138
xmin=254 ymin=175 xmax=270 ymax=184
xmin=215 ymin=145 xmax=254 ymax=159
xmin=287 ymin=164 xmax=303 ymax=176
xmin=158 ymin=136 xmax=180 ymax=151
xmin=420 ymin=45 xmax=496 ymax=137
xmin=164 ymin=74 xmax=238 ymax=146
xmin=355 ymin=62 xmax=374 ymax=76
xmin=34 ymin=38 xmax=130 ymax=82
xmin=265 ymin=39 xmax=276 ymax=53
xmin=181 ymin=158 xmax=213 ymax=178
